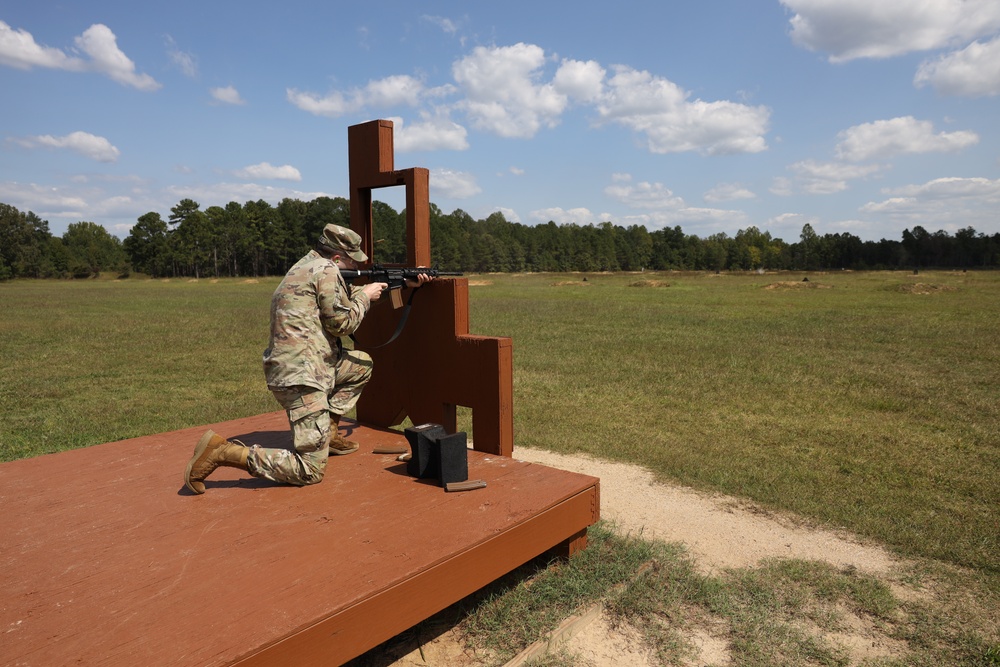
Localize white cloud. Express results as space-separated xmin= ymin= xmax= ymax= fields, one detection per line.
xmin=0 ymin=20 xmax=83 ymax=69
xmin=0 ymin=21 xmax=160 ymax=90
xmin=604 ymin=178 xmax=686 ymax=209
xmin=879 ymin=176 xmax=1000 ymax=199
xmin=210 ymin=85 xmax=246 ymax=105
xmin=233 ymin=162 xmax=302 ymax=181
xmin=11 ymin=131 xmax=120 ymax=162
xmin=601 ymin=173 xmax=748 ymax=230
xmin=165 ymin=35 xmax=197 ymax=77
xmin=422 ymin=15 xmax=458 ymax=35
xmin=553 ymin=59 xmax=605 ymax=102
xmin=509 ymin=166 xmax=525 ymax=176
xmin=0 ymin=181 xmax=89 ymax=215
xmin=452 ymin=43 xmax=567 ymax=138
xmin=619 ymin=207 xmax=749 ymax=233
xmin=529 ymin=207 xmax=599 ymax=225
xmin=860 ymin=176 xmax=1000 ymax=231
xmin=781 ymin=0 xmax=1000 ymax=61
xmin=74 ymin=24 xmax=161 ymax=91
xmin=288 ymin=74 xmax=425 ymax=117
xmin=492 ymin=207 xmax=521 ymax=223
xmin=764 ymin=212 xmax=823 ymax=238
xmin=770 ymin=176 xmax=794 ymax=197
xmin=914 ymin=35 xmax=1000 ymax=97
xmin=704 ymin=182 xmax=757 ymax=202
xmin=430 ymin=168 xmax=480 ymax=199
xmin=788 ymin=159 xmax=885 ymax=194
xmin=391 ymin=115 xmax=469 ymax=152
xmin=834 ymin=116 xmax=979 ymax=161
xmin=596 ymin=65 xmax=769 ymax=155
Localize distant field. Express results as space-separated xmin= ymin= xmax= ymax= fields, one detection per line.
xmin=1 ymin=270 xmax=998 ymax=579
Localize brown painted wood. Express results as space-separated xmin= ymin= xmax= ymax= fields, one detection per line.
xmin=0 ymin=412 xmax=598 ymax=666
xmin=346 ymin=119 xmax=514 ymax=456
xmin=355 ymin=278 xmax=514 ymax=457
xmin=348 ymin=119 xmax=431 ymax=266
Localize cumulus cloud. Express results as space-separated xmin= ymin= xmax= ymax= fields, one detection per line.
xmin=492 ymin=206 xmax=521 ymax=223
xmin=392 ymin=115 xmax=469 ymax=152
xmin=0 ymin=21 xmax=160 ymax=90
xmin=528 ymin=207 xmax=600 ymax=225
xmin=430 ymin=168 xmax=481 ymax=199
xmin=210 ymin=85 xmax=246 ymax=105
xmin=596 ymin=65 xmax=769 ymax=155
xmin=860 ymin=176 xmax=1000 ymax=230
xmin=74 ymin=24 xmax=161 ymax=90
xmin=602 ymin=173 xmax=747 ymax=230
xmin=288 ymin=74 xmax=426 ymax=117
xmin=287 ymin=41 xmax=766 ymax=156
xmin=0 ymin=20 xmax=82 ymax=69
xmin=604 ymin=176 xmax=686 ymax=209
xmin=233 ymin=162 xmax=302 ymax=181
xmin=914 ymin=35 xmax=1000 ymax=96
xmin=781 ymin=0 xmax=1000 ymax=61
xmin=553 ymin=59 xmax=605 ymax=102
xmin=788 ymin=159 xmax=885 ymax=194
xmin=877 ymin=176 xmax=1000 ymax=200
xmin=834 ymin=116 xmax=979 ymax=161
xmin=452 ymin=43 xmax=568 ymax=138
xmin=0 ymin=181 xmax=89 ymax=215
xmin=704 ymin=182 xmax=757 ymax=202
xmin=11 ymin=131 xmax=120 ymax=162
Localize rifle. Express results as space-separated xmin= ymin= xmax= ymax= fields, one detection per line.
xmin=341 ymin=264 xmax=464 ymax=348
xmin=340 ymin=264 xmax=463 ymax=308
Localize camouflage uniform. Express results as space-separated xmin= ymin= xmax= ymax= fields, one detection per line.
xmin=248 ymin=241 xmax=374 ymax=486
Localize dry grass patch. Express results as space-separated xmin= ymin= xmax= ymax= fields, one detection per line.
xmin=467 ymin=279 xmax=494 ymax=286
xmin=628 ymin=280 xmax=670 ymax=288
xmin=763 ymin=280 xmax=832 ymax=290
xmin=898 ymin=282 xmax=957 ymax=294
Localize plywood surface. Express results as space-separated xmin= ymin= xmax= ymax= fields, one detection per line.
xmin=0 ymin=412 xmax=598 ymax=666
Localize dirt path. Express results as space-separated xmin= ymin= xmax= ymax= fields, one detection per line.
xmin=378 ymin=448 xmax=909 ymax=667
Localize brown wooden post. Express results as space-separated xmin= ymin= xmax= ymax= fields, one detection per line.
xmin=348 ymin=119 xmax=431 ymax=266
xmin=347 ymin=119 xmax=514 ymax=457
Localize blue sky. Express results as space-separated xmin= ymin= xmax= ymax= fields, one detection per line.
xmin=2 ymin=1 xmax=999 ymax=242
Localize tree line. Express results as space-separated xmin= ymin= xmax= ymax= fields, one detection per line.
xmin=2 ymin=198 xmax=999 ymax=281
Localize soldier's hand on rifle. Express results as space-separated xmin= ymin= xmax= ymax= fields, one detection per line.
xmin=362 ymin=282 xmax=389 ymax=301
xmin=405 ymin=269 xmax=433 ymax=289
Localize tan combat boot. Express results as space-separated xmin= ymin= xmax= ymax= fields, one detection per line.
xmin=184 ymin=430 xmax=250 ymax=494
xmin=329 ymin=414 xmax=360 ymax=456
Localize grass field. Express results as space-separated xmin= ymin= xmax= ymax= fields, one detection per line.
xmin=1 ymin=271 xmax=997 ymax=578
xmin=3 ymin=270 xmax=998 ymax=665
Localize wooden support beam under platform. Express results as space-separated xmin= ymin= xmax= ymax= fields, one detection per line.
xmin=0 ymin=412 xmax=599 ymax=666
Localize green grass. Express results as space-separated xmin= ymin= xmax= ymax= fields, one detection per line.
xmin=3 ymin=270 xmax=999 ymax=666
xmin=351 ymin=521 xmax=997 ymax=666
xmin=467 ymin=271 xmax=1000 ymax=578
xmin=2 ymin=271 xmax=997 ymax=576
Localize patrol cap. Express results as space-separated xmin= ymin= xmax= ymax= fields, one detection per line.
xmin=318 ymin=224 xmax=368 ymax=262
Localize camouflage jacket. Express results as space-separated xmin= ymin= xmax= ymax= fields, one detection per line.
xmin=262 ymin=250 xmax=372 ymax=391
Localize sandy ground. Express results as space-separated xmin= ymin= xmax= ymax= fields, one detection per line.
xmin=375 ymin=448 xmax=909 ymax=667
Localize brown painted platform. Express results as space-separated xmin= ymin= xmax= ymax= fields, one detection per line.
xmin=0 ymin=412 xmax=599 ymax=666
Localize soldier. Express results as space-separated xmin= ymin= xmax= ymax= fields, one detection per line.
xmin=183 ymin=224 xmax=431 ymax=494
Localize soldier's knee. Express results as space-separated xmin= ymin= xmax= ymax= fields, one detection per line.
xmin=299 ymin=457 xmax=327 ymax=485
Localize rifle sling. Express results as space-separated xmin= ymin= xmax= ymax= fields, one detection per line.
xmin=351 ymin=286 xmax=419 ymax=350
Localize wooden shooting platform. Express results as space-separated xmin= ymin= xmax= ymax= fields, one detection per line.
xmin=1 ymin=119 xmax=600 ymax=665
xmin=0 ymin=414 xmax=599 ymax=665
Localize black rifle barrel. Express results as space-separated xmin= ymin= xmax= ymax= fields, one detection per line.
xmin=340 ymin=266 xmax=463 ymax=280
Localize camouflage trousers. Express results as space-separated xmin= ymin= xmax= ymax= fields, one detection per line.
xmin=246 ymin=349 xmax=373 ymax=486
